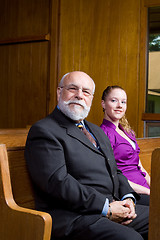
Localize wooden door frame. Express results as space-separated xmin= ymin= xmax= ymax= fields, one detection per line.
xmin=138 ymin=0 xmax=160 ymax=137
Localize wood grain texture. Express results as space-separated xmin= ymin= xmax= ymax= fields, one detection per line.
xmin=1 ymin=0 xmax=160 ymax=136
xmin=0 ymin=42 xmax=49 ymax=128
xmin=57 ymin=0 xmax=142 ymax=135
xmin=48 ymin=0 xmax=60 ymax=113
xmin=0 ymin=0 xmax=51 ymax=128
xmin=149 ymin=148 xmax=160 ymax=240
xmin=0 ymin=144 xmax=52 ymax=240
xmin=142 ymin=113 xmax=160 ymax=121
xmin=0 ymin=128 xmax=28 ymax=147
xmin=0 ymin=0 xmax=50 ymax=40
xmin=144 ymin=0 xmax=160 ymax=7
xmin=137 ymin=137 xmax=160 ymax=175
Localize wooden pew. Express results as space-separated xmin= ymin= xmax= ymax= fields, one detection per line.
xmin=137 ymin=137 xmax=160 ymax=175
xmin=149 ymin=148 xmax=160 ymax=240
xmin=0 ymin=129 xmax=52 ymax=240
xmin=0 ymin=128 xmax=28 ymax=147
xmin=0 ymin=129 xmax=159 ymax=240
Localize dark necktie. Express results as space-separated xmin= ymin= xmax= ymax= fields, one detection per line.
xmin=77 ymin=123 xmax=97 ymax=147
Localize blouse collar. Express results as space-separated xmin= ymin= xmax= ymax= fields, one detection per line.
xmin=102 ymin=119 xmax=136 ymax=141
xmin=102 ymin=119 xmax=117 ymax=130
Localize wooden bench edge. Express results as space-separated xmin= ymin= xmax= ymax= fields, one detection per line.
xmin=0 ymin=144 xmax=52 ymax=239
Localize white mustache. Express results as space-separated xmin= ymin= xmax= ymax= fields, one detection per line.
xmin=64 ymin=100 xmax=87 ymax=109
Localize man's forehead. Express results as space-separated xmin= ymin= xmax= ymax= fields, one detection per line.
xmin=64 ymin=73 xmax=93 ymax=87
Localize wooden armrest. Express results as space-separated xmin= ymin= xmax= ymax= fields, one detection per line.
xmin=0 ymin=144 xmax=52 ymax=240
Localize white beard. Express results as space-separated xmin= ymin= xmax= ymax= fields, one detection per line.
xmin=58 ymin=99 xmax=91 ymax=121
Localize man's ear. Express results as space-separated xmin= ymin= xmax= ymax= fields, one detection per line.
xmin=57 ymin=87 xmax=61 ymax=102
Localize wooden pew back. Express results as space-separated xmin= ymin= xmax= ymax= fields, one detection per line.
xmin=0 ymin=129 xmax=52 ymax=240
xmin=0 ymin=128 xmax=28 ymax=147
xmin=0 ymin=129 xmax=159 ymax=240
xmin=137 ymin=137 xmax=160 ymax=175
xmin=7 ymin=146 xmax=35 ymax=209
xmin=149 ymin=148 xmax=160 ymax=240
xmin=0 ymin=129 xmax=35 ymax=208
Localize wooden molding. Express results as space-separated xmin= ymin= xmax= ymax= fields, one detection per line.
xmin=0 ymin=34 xmax=50 ymax=45
xmin=144 ymin=0 xmax=160 ymax=7
xmin=138 ymin=0 xmax=148 ymax=137
xmin=142 ymin=113 xmax=160 ymax=121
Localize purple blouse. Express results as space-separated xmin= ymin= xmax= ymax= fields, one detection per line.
xmin=100 ymin=119 xmax=149 ymax=189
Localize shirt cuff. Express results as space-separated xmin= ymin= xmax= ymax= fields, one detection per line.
xmin=102 ymin=198 xmax=109 ymax=216
xmin=121 ymin=194 xmax=136 ymax=204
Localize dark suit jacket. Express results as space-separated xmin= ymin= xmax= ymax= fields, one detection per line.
xmin=25 ymin=107 xmax=137 ymax=238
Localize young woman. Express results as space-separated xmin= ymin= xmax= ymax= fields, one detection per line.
xmin=100 ymin=86 xmax=150 ymax=206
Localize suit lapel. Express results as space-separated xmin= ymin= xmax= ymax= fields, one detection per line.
xmin=85 ymin=121 xmax=116 ymax=170
xmin=51 ymin=108 xmax=115 ymax=186
xmin=51 ymin=108 xmax=98 ymax=151
xmin=66 ymin=124 xmax=102 ymax=154
xmin=52 ymin=107 xmax=112 ymax=158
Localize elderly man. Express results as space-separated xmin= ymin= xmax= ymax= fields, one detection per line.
xmin=25 ymin=71 xmax=149 ymax=240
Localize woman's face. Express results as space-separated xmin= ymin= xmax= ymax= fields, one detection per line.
xmin=101 ymin=88 xmax=127 ymax=122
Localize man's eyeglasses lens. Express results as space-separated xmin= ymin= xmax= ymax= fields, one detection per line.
xmin=61 ymin=85 xmax=92 ymax=96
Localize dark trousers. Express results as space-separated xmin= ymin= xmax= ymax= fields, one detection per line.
xmin=137 ymin=194 xmax=150 ymax=206
xmin=70 ymin=205 xmax=149 ymax=240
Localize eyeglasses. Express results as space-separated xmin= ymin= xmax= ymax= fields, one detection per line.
xmin=60 ymin=84 xmax=93 ymax=97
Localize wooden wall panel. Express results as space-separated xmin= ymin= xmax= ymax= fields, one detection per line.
xmin=48 ymin=0 xmax=60 ymax=113
xmin=1 ymin=0 xmax=159 ymax=136
xmin=0 ymin=0 xmax=51 ymax=128
xmin=0 ymin=42 xmax=49 ymax=128
xmin=0 ymin=0 xmax=50 ymax=40
xmin=57 ymin=0 xmax=141 ymax=135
